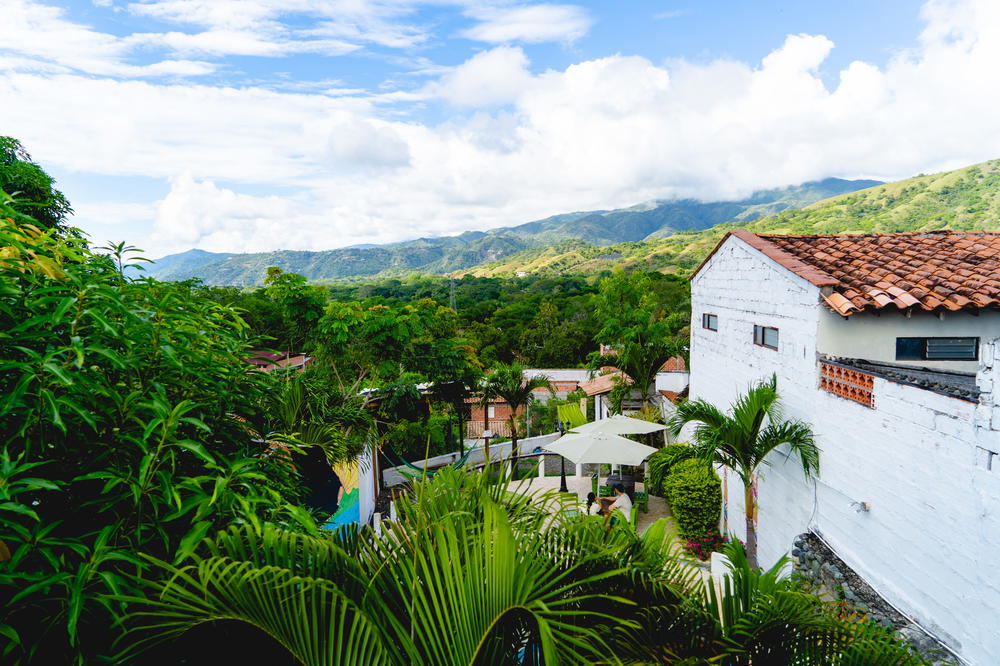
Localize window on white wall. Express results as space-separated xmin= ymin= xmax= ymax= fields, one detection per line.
xmin=753 ymin=325 xmax=779 ymax=350
xmin=702 ymin=313 xmax=718 ymax=331
xmin=896 ymin=337 xmax=978 ymax=361
xmin=487 ymin=405 xmax=495 ymax=419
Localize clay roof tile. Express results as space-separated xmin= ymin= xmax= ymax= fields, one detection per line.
xmin=699 ymin=230 xmax=1000 ymax=313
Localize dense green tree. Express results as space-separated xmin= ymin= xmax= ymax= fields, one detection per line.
xmin=593 ymin=270 xmax=689 ymax=406
xmin=667 ymin=376 xmax=820 ymax=570
xmin=0 ymin=137 xmax=72 ymax=230
xmin=264 ymin=266 xmax=327 ymax=352
xmin=0 ymin=190 xmax=327 ymax=663
xmin=482 ymin=362 xmax=552 ymax=465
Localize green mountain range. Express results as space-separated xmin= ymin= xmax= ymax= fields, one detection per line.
xmin=141 ymin=177 xmax=878 ymax=285
xmin=463 ymin=159 xmax=1000 ymax=278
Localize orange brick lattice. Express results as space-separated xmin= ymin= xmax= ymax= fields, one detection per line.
xmin=820 ymin=362 xmax=875 ymax=408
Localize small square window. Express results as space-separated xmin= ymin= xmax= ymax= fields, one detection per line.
xmin=702 ymin=313 xmax=718 ymax=331
xmin=754 ymin=325 xmax=779 ymax=350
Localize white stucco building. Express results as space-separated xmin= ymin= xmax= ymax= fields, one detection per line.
xmin=688 ymin=230 xmax=1000 ymax=665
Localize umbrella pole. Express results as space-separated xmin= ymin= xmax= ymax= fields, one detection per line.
xmin=557 ymin=420 xmax=569 ymax=493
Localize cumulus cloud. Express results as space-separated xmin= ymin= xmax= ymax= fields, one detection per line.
xmin=430 ymin=46 xmax=534 ymax=107
xmin=461 ymin=4 xmax=593 ymax=44
xmin=5 ymin=0 xmax=1000 ymax=257
xmin=151 ymin=174 xmax=299 ymax=252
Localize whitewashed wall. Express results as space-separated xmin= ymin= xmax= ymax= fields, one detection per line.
xmin=802 ymin=375 xmax=1000 ymax=664
xmin=690 ymin=234 xmax=1000 ymax=664
xmin=655 ymin=370 xmax=690 ymax=394
xmin=358 ymin=446 xmax=376 ymax=525
xmin=689 ymin=234 xmax=821 ymax=561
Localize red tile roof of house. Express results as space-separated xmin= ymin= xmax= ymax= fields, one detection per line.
xmin=579 ymin=370 xmax=627 ymax=396
xmin=659 ymin=356 xmax=686 ymax=372
xmin=699 ymin=230 xmax=1000 ymax=316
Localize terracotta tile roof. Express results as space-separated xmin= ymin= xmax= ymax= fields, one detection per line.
xmin=579 ymin=370 xmax=628 ymax=396
xmin=658 ymin=356 xmax=686 ymax=372
xmin=701 ymin=230 xmax=1000 ymax=316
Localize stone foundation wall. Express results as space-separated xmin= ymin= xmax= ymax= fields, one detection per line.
xmin=792 ymin=532 xmax=956 ymax=665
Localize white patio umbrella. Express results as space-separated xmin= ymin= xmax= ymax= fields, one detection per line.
xmin=544 ymin=431 xmax=659 ymax=466
xmin=570 ymin=413 xmax=667 ymax=436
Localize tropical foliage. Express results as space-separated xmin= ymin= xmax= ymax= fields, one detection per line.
xmin=646 ymin=444 xmax=696 ymax=496
xmin=121 ymin=467 xmax=926 ymax=665
xmin=591 ymin=270 xmax=689 ymax=407
xmin=482 ymin=362 xmax=552 ymax=462
xmin=0 ymin=188 xmax=329 ymax=663
xmin=0 ymin=137 xmax=73 ymax=230
xmin=662 ymin=458 xmax=722 ymax=542
xmin=668 ymin=375 xmax=820 ymax=569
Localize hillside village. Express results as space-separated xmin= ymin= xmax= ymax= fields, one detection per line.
xmin=7 ymin=130 xmax=1000 ymax=663
xmin=4 ymin=2 xmax=1000 ymax=663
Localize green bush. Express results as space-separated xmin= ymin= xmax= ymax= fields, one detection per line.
xmin=663 ymin=458 xmax=722 ymax=541
xmin=647 ymin=444 xmax=696 ymax=496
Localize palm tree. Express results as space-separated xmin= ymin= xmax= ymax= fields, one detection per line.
xmin=667 ymin=375 xmax=819 ymax=570
xmin=482 ymin=362 xmax=552 ymax=467
xmin=121 ymin=467 xmax=926 ymax=665
xmin=616 ymin=539 xmax=927 ymax=665
xmin=119 ymin=468 xmax=659 ymax=665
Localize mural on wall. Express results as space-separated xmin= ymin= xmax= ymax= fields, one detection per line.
xmin=323 ymin=461 xmax=360 ymax=530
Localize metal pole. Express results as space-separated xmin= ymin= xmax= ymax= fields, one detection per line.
xmin=557 ymin=420 xmax=568 ymax=493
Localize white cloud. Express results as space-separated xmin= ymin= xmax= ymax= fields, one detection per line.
xmin=429 ymin=46 xmax=534 ymax=107
xmin=6 ymin=0 xmax=1000 ymax=258
xmin=462 ymin=4 xmax=593 ymax=44
xmin=2 ymin=0 xmax=217 ymax=77
xmin=151 ymin=173 xmax=297 ymax=252
xmin=127 ymin=0 xmax=433 ymax=51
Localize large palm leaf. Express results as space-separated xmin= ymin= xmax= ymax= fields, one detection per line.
xmin=121 ymin=474 xmax=637 ymax=666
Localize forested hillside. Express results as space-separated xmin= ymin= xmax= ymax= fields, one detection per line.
xmin=463 ymin=159 xmax=1000 ymax=277
xmin=143 ymin=178 xmax=877 ymax=285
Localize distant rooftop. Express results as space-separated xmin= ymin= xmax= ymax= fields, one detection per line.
xmin=824 ymin=356 xmax=980 ymax=402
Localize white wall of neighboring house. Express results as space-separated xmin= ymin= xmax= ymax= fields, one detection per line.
xmin=359 ymin=446 xmax=376 ymax=525
xmin=655 ymin=370 xmax=690 ymax=394
xmin=524 ymin=369 xmax=592 ymax=383
xmin=689 ymin=233 xmax=1000 ymax=665
xmin=818 ymin=308 xmax=1000 ymax=372
xmin=689 ymin=234 xmax=821 ymax=563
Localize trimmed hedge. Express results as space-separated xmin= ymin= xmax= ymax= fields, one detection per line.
xmin=663 ymin=458 xmax=722 ymax=541
xmin=647 ymin=444 xmax=696 ymax=496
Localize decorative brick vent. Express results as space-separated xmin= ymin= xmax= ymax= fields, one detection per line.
xmin=820 ymin=362 xmax=875 ymax=408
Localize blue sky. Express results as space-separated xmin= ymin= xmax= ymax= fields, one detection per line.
xmin=4 ymin=0 xmax=999 ymax=257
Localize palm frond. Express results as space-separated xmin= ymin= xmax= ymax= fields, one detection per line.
xmin=757 ymin=420 xmax=820 ymax=477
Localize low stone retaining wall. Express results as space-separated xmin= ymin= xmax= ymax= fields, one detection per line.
xmin=792 ymin=532 xmax=956 ymax=665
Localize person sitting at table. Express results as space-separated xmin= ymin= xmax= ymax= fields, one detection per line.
xmin=606 ymin=483 xmax=632 ymax=522
xmin=583 ymin=492 xmax=601 ymax=516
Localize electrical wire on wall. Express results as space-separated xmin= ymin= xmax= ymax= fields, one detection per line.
xmin=805 ymin=475 xmax=968 ymax=665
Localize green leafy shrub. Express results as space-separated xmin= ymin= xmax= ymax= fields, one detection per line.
xmin=0 ymin=191 xmax=323 ymax=663
xmin=647 ymin=443 xmax=696 ymax=496
xmin=663 ymin=458 xmax=721 ymax=541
